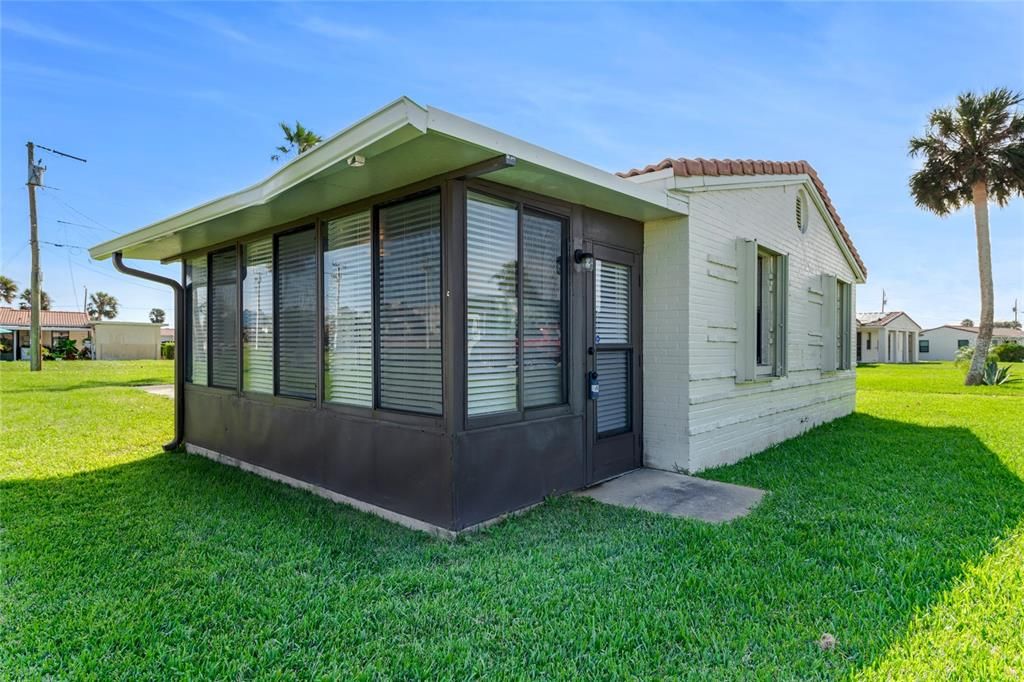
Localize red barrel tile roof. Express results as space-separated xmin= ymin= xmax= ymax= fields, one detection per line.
xmin=0 ymin=307 xmax=91 ymax=329
xmin=618 ymin=158 xmax=866 ymax=276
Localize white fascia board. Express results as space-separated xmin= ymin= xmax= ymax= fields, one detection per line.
xmin=425 ymin=107 xmax=688 ymax=217
xmin=669 ymin=173 xmax=867 ymax=284
xmin=89 ymin=97 xmax=429 ymax=260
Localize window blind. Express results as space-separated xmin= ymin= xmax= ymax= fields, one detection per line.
xmin=276 ymin=228 xmax=317 ymax=399
xmin=595 ymin=260 xmax=630 ymax=344
xmin=324 ymin=212 xmax=373 ymax=407
xmin=466 ymin=193 xmax=518 ymax=416
xmin=378 ymin=194 xmax=442 ymax=415
xmin=242 ymin=238 xmax=273 ymax=393
xmin=523 ymin=212 xmax=564 ymax=407
xmin=596 ymin=350 xmax=630 ymax=434
xmin=209 ymin=249 xmax=238 ymax=389
xmin=186 ymin=257 xmax=208 ymax=385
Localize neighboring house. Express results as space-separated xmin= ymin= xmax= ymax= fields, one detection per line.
xmin=0 ymin=308 xmax=163 ymax=361
xmin=856 ymin=311 xmax=922 ymax=363
xmin=161 ymin=327 xmax=175 ymax=344
xmin=0 ymin=307 xmax=91 ymax=360
xmin=919 ymin=324 xmax=1024 ymax=361
xmin=89 ymin=97 xmax=866 ymax=535
xmin=92 ymin=321 xmax=163 ymax=360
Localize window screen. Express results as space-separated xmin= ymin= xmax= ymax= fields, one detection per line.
xmin=276 ymin=228 xmax=318 ymax=399
xmin=466 ymin=193 xmax=518 ymax=416
xmin=209 ymin=249 xmax=238 ymax=389
xmin=324 ymin=212 xmax=373 ymax=407
xmin=378 ymin=194 xmax=442 ymax=414
xmin=242 ymin=238 xmax=273 ymax=393
xmin=523 ymin=212 xmax=564 ymax=408
xmin=186 ymin=257 xmax=208 ymax=385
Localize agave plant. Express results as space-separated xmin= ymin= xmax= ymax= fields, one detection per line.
xmin=981 ymin=360 xmax=1016 ymax=386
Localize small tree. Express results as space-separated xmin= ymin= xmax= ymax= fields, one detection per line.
xmin=960 ymin=318 xmax=974 ymax=327
xmin=19 ymin=288 xmax=51 ymax=310
xmin=88 ymin=291 xmax=119 ymax=320
xmin=271 ymin=121 xmax=322 ymax=161
xmin=149 ymin=308 xmax=166 ymax=324
xmin=993 ymin=320 xmax=1022 ymax=329
xmin=909 ymin=88 xmax=1024 ymax=385
xmin=0 ymin=275 xmax=17 ymax=304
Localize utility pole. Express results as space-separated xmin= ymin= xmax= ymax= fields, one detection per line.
xmin=881 ymin=289 xmax=887 ymax=314
xmin=26 ymin=142 xmax=43 ymax=371
xmin=83 ymin=286 xmax=89 ymax=314
xmin=25 ymin=141 xmax=87 ymax=371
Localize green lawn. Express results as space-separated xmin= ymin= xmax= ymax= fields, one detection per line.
xmin=2 ymin=361 xmax=1022 ymax=679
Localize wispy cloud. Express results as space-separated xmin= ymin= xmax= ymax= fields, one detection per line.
xmin=155 ymin=6 xmax=254 ymax=45
xmin=1 ymin=16 xmax=120 ymax=53
xmin=297 ymin=17 xmax=379 ymax=42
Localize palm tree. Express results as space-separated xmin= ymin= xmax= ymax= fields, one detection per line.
xmin=270 ymin=121 xmax=322 ymax=161
xmin=88 ymin=291 xmax=119 ymax=320
xmin=909 ymin=88 xmax=1024 ymax=385
xmin=19 ymin=288 xmax=51 ymax=311
xmin=0 ymin=275 xmax=17 ymax=305
xmin=149 ymin=308 xmax=166 ymax=324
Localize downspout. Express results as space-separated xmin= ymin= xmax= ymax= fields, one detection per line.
xmin=112 ymin=252 xmax=184 ymax=452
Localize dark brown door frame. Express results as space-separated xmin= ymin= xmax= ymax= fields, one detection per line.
xmin=583 ymin=241 xmax=642 ymax=486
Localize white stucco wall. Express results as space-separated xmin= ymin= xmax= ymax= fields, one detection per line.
xmin=675 ymin=184 xmax=857 ymax=472
xmin=918 ymin=326 xmax=976 ymax=361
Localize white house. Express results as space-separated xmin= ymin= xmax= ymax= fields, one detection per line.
xmin=919 ymin=324 xmax=1024 ymax=361
xmin=90 ymin=98 xmax=866 ymax=533
xmin=856 ymin=311 xmax=922 ymax=363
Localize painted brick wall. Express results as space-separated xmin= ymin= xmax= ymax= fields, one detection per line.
xmin=641 ymin=216 xmax=690 ymax=471
xmin=683 ymin=184 xmax=858 ymax=471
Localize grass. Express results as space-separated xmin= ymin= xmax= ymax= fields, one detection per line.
xmin=2 ymin=360 xmax=1022 ymax=679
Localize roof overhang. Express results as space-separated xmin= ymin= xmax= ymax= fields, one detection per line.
xmin=89 ymin=97 xmax=686 ymax=262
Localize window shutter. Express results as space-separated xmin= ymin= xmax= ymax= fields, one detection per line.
xmin=209 ymin=249 xmax=239 ymax=389
xmin=735 ymin=238 xmax=757 ymax=382
xmin=324 ymin=212 xmax=373 ymax=407
xmin=242 ymin=238 xmax=274 ymax=394
xmin=821 ymin=274 xmax=837 ymax=372
xmin=775 ymin=253 xmax=789 ymax=376
xmin=378 ymin=193 xmax=442 ymax=415
xmin=276 ymin=228 xmax=317 ymax=399
xmin=186 ymin=258 xmax=208 ymax=385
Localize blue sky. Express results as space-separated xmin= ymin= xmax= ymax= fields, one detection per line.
xmin=2 ymin=2 xmax=1022 ymax=327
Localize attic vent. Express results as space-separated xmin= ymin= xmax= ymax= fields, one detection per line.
xmin=796 ymin=191 xmax=809 ymax=233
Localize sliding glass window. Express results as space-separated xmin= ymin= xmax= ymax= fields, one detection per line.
xmin=208 ymin=249 xmax=238 ymax=389
xmin=242 ymin=238 xmax=273 ymax=393
xmin=378 ymin=193 xmax=442 ymax=415
xmin=276 ymin=227 xmax=318 ymax=400
xmin=466 ymin=193 xmax=519 ymax=415
xmin=324 ymin=211 xmax=373 ymax=407
xmin=186 ymin=257 xmax=208 ymax=385
xmin=466 ymin=191 xmax=566 ymax=419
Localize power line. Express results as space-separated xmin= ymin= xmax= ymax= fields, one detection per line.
xmin=34 ymin=144 xmax=88 ymax=163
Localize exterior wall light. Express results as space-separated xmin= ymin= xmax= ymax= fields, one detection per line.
xmin=347 ymin=154 xmax=366 ymax=168
xmin=574 ymin=249 xmax=595 ymax=271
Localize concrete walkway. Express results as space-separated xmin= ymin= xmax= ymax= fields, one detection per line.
xmin=140 ymin=384 xmax=174 ymax=399
xmin=578 ymin=468 xmax=766 ymax=523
